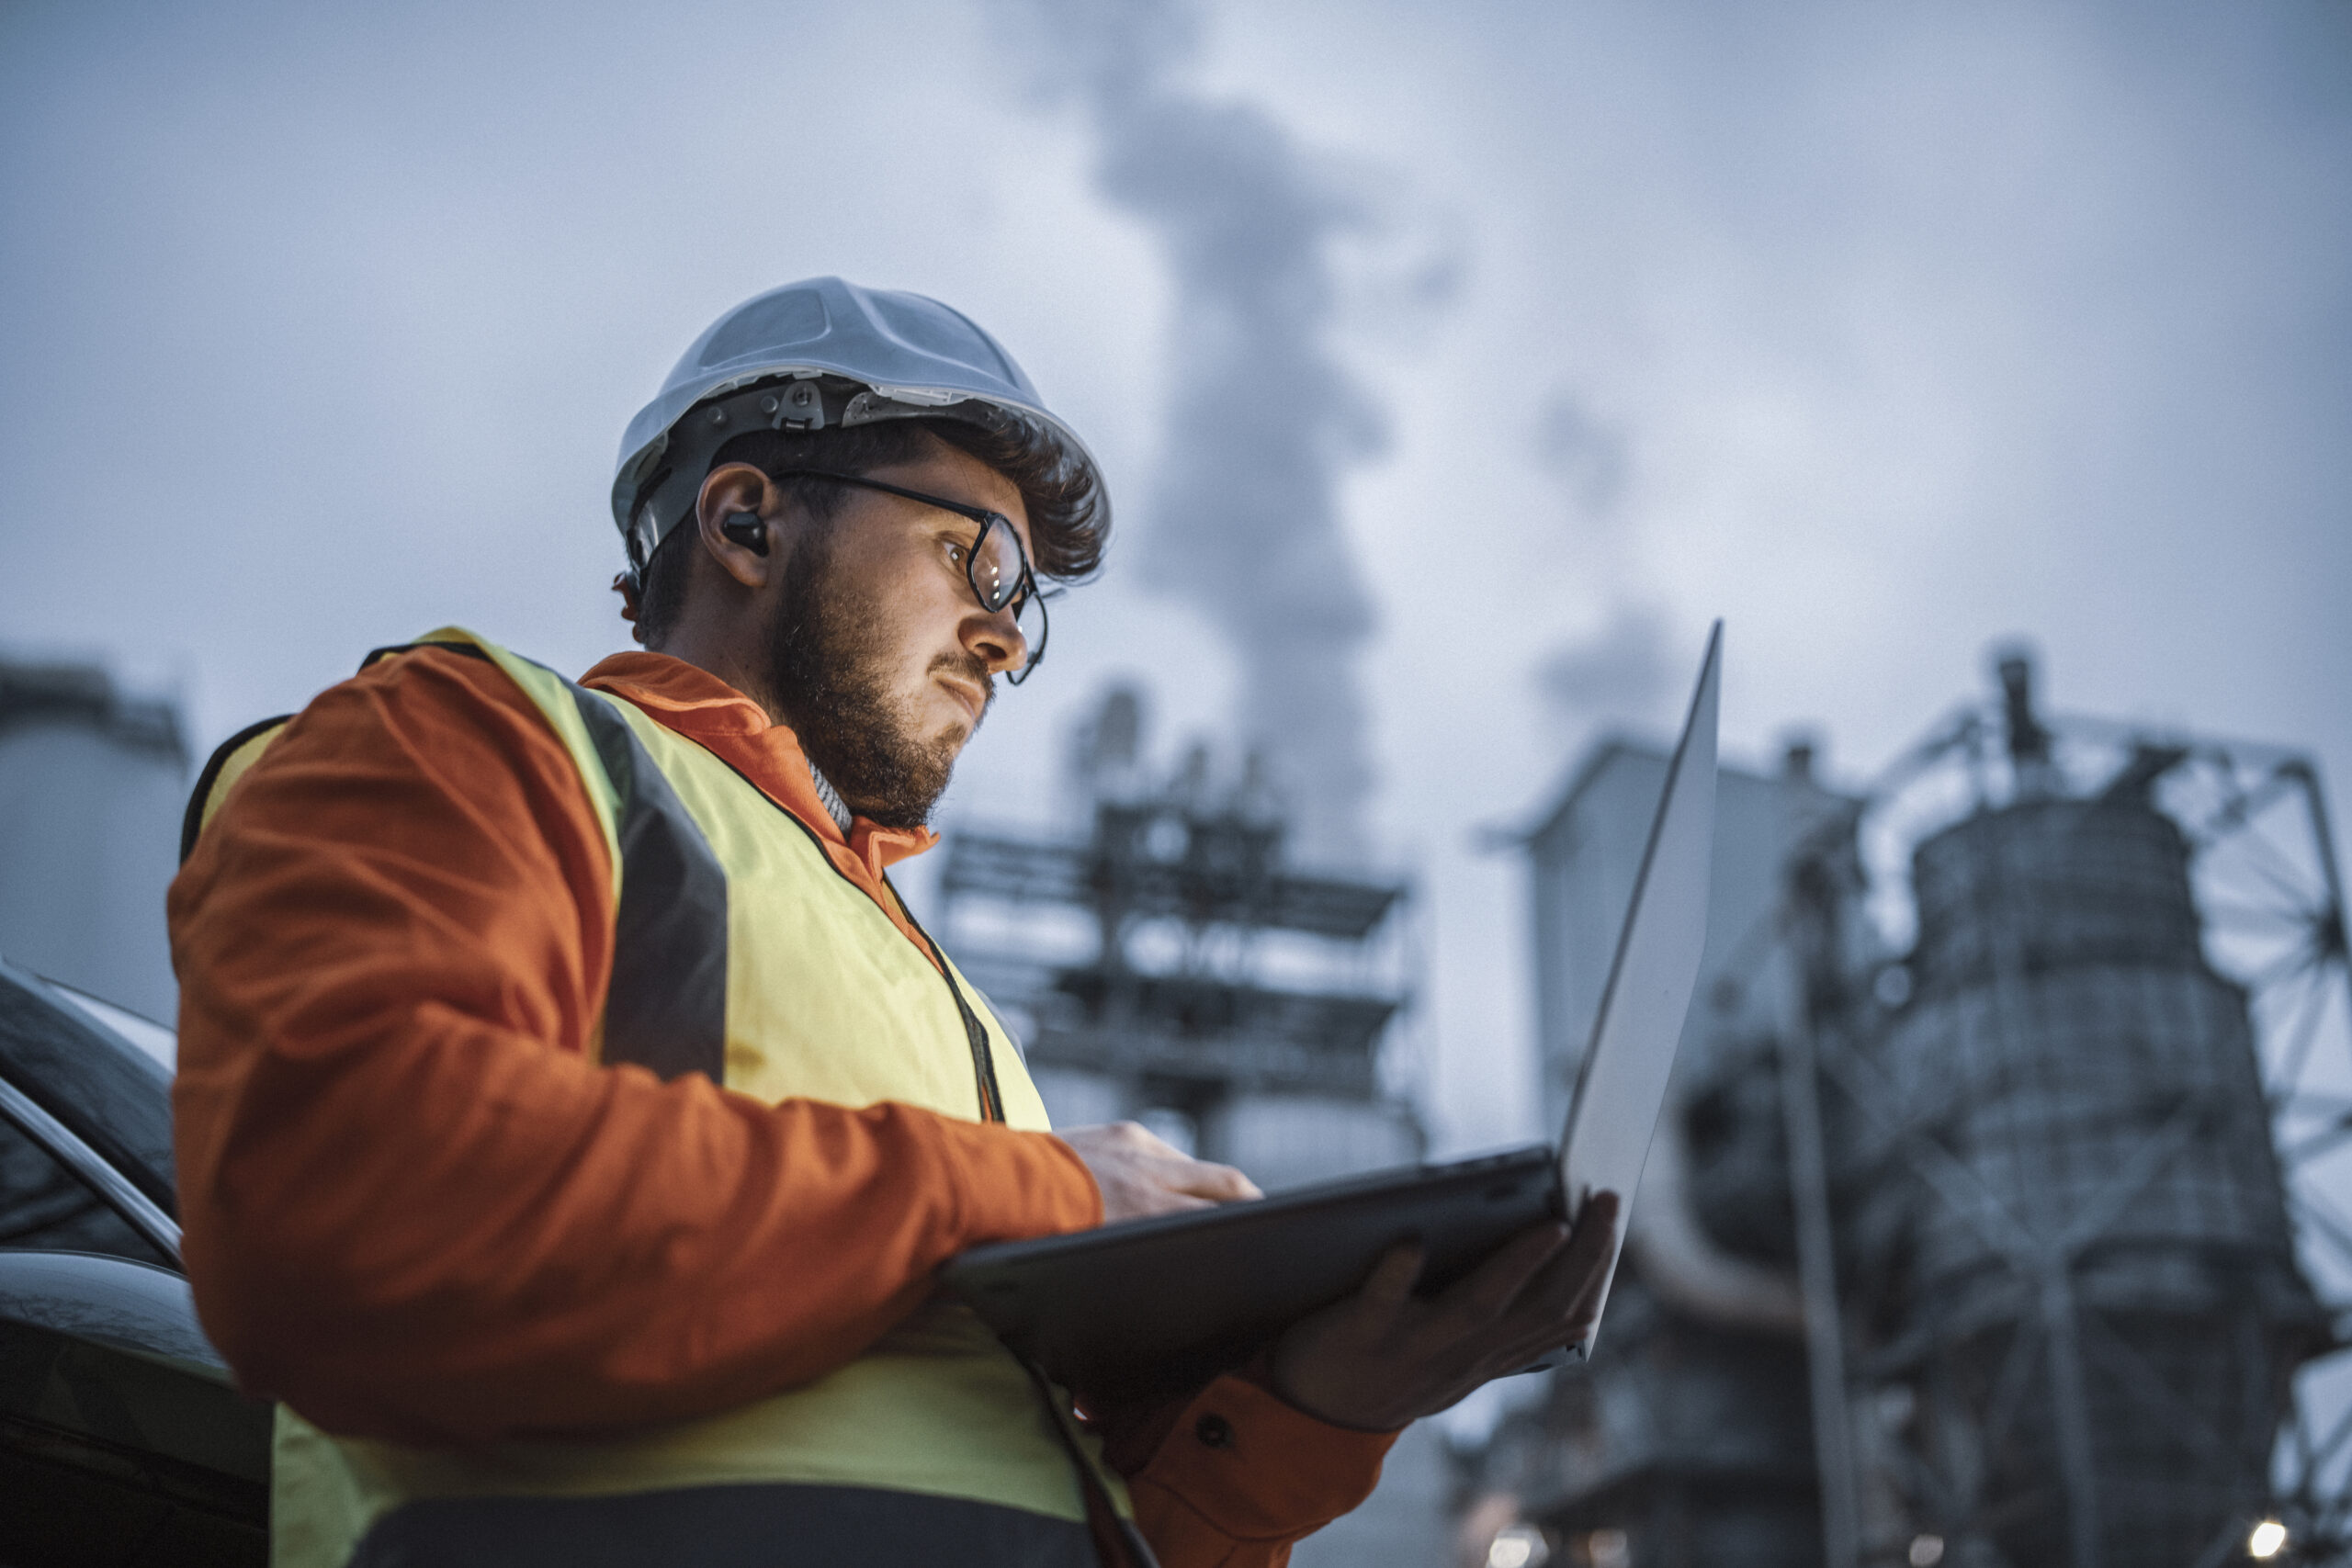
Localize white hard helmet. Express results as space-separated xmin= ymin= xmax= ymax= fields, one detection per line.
xmin=611 ymin=276 xmax=1102 ymax=572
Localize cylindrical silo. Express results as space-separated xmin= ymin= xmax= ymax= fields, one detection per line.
xmin=1860 ymin=790 xmax=2324 ymax=1566
xmin=0 ymin=661 xmax=187 ymax=1025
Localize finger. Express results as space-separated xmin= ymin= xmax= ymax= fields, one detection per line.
xmin=1572 ymin=1190 xmax=1622 ymax=1236
xmin=1453 ymin=1269 xmax=1616 ymax=1382
xmin=1427 ymin=1202 xmax=1624 ymax=1383
xmin=1465 ymin=1327 xmax=1589 ymax=1392
xmin=1136 ymin=1188 xmax=1217 ymax=1218
xmin=1473 ymin=1287 xmax=1611 ymax=1373
xmin=1104 ymin=1120 xmax=1182 ymax=1155
xmin=1540 ymin=1198 xmax=1621 ymax=1311
xmin=1507 ymin=1192 xmax=1622 ymax=1328
xmin=1510 ymin=1293 xmax=1610 ymax=1363
xmin=1107 ymin=1181 xmax=1216 ymax=1222
xmin=1439 ymin=1221 xmax=1571 ymax=1323
xmin=1359 ymin=1241 xmax=1426 ymax=1307
xmin=1555 ymin=1190 xmax=1621 ymax=1300
xmin=1168 ymin=1156 xmax=1263 ymax=1202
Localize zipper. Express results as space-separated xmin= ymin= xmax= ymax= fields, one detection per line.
xmin=893 ymin=883 xmax=1007 ymax=1124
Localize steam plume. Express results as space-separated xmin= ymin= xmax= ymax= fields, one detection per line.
xmin=1536 ymin=601 xmax=1676 ymax=728
xmin=1016 ymin=0 xmax=1387 ymax=864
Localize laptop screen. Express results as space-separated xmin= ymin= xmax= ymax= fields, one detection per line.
xmin=1555 ymin=620 xmax=1722 ymax=1353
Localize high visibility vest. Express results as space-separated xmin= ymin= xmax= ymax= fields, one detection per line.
xmin=185 ymin=631 xmax=1120 ymax=1568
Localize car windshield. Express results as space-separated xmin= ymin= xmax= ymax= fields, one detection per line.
xmin=0 ymin=960 xmax=177 ymax=1269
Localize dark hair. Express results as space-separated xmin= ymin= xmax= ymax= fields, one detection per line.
xmin=629 ymin=414 xmax=1108 ymax=646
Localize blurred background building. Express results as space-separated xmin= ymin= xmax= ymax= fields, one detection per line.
xmin=0 ymin=657 xmax=187 ymax=1029
xmin=1461 ymin=649 xmax=2352 ymax=1568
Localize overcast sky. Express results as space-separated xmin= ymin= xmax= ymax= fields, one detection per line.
xmin=5 ymin=0 xmax=2346 ymax=1150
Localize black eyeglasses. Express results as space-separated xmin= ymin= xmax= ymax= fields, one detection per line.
xmin=771 ymin=470 xmax=1050 ymax=684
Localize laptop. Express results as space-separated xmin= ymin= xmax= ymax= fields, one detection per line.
xmin=944 ymin=622 xmax=1722 ymax=1404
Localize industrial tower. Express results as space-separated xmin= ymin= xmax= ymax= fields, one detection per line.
xmin=1472 ymin=650 xmax=2350 ymax=1568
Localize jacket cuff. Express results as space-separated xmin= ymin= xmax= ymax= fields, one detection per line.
xmin=1132 ymin=1371 xmax=1398 ymax=1540
xmin=932 ymin=1119 xmax=1104 ymax=1242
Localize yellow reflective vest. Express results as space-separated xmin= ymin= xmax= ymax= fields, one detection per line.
xmin=223 ymin=631 xmax=1120 ymax=1567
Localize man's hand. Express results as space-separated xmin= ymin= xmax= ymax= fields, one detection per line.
xmin=1056 ymin=1122 xmax=1263 ymax=1224
xmin=1267 ymin=1191 xmax=1622 ymax=1432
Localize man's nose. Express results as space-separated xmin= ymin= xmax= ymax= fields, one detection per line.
xmin=966 ymin=605 xmax=1029 ymax=676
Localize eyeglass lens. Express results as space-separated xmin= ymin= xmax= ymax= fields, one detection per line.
xmin=970 ymin=518 xmax=1025 ymax=614
xmin=971 ymin=516 xmax=1048 ymax=682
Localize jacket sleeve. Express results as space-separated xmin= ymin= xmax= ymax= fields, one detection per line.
xmin=1091 ymin=1367 xmax=1400 ymax=1567
xmin=169 ymin=646 xmax=1102 ymax=1447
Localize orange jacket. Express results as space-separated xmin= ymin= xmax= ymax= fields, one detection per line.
xmin=169 ymin=644 xmax=1393 ymax=1565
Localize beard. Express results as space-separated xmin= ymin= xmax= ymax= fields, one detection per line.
xmin=763 ymin=525 xmax=993 ymax=829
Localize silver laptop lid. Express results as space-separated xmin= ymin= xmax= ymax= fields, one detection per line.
xmin=1555 ymin=619 xmax=1721 ymax=1357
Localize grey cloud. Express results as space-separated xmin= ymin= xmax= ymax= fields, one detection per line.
xmin=1531 ymin=389 xmax=1629 ymax=518
xmin=1535 ymin=600 xmax=1676 ymax=731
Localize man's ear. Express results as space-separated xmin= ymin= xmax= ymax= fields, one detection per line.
xmin=695 ymin=464 xmax=780 ymax=589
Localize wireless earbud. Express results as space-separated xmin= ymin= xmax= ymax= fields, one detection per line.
xmin=720 ymin=511 xmax=769 ymax=555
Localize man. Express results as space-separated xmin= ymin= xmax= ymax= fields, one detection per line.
xmin=170 ymin=276 xmax=1617 ymax=1567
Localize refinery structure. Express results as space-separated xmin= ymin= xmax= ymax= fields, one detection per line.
xmin=934 ymin=685 xmax=1425 ymax=1190
xmin=1470 ymin=651 xmax=2352 ymax=1568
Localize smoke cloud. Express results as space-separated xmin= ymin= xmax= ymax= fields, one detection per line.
xmin=1523 ymin=386 xmax=1672 ymax=739
xmin=1535 ymin=600 xmax=1677 ymax=733
xmin=1531 ymin=389 xmax=1629 ymax=520
xmin=1011 ymin=0 xmax=1392 ymax=864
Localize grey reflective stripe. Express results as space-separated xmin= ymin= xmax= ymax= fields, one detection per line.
xmin=297 ymin=640 xmax=729 ymax=1084
xmin=351 ymin=1482 xmax=1101 ymax=1568
xmin=560 ymin=682 xmax=730 ymax=1084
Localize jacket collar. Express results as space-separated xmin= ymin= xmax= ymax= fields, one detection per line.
xmin=576 ymin=651 xmax=937 ymax=881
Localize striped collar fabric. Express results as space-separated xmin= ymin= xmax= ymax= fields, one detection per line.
xmin=806 ymin=762 xmax=853 ymax=835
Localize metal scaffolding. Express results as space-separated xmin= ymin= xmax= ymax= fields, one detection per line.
xmin=933 ymin=686 xmax=1422 ymax=1183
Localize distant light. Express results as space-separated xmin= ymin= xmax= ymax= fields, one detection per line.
xmin=1908 ymin=1536 xmax=1945 ymax=1568
xmin=2250 ymin=1519 xmax=2290 ymax=1560
xmin=1487 ymin=1525 xmax=1548 ymax=1568
xmin=1587 ymin=1529 xmax=1628 ymax=1568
